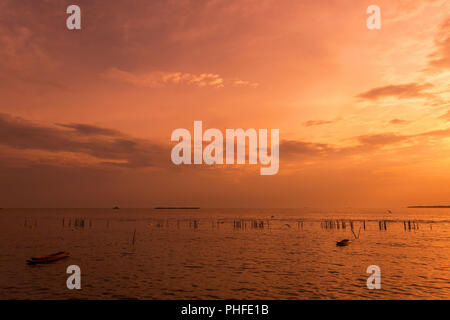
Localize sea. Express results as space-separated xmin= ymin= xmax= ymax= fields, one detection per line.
xmin=1 ymin=207 xmax=449 ymax=299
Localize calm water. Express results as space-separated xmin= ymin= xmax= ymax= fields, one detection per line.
xmin=1 ymin=208 xmax=450 ymax=299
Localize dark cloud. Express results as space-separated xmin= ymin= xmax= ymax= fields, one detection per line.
xmin=356 ymin=83 xmax=433 ymax=101
xmin=356 ymin=133 xmax=408 ymax=146
xmin=3 ymin=113 xmax=450 ymax=171
xmin=281 ymin=133 xmax=412 ymax=159
xmin=282 ymin=124 xmax=450 ymax=161
xmin=0 ymin=113 xmax=168 ymax=168
xmin=281 ymin=140 xmax=335 ymax=157
xmin=302 ymin=118 xmax=340 ymax=127
xmin=56 ymin=123 xmax=120 ymax=136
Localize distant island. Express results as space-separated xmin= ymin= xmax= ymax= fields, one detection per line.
xmin=408 ymin=205 xmax=450 ymax=208
xmin=154 ymin=207 xmax=200 ymax=210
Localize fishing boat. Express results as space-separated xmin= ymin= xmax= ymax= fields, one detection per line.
xmin=336 ymin=239 xmax=351 ymax=247
xmin=26 ymin=251 xmax=70 ymax=265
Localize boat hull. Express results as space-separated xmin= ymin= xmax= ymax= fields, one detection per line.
xmin=336 ymin=240 xmax=351 ymax=246
xmin=27 ymin=252 xmax=70 ymax=265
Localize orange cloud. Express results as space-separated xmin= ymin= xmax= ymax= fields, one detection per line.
xmin=438 ymin=110 xmax=450 ymax=120
xmin=101 ymin=68 xmax=224 ymax=88
xmin=101 ymin=68 xmax=258 ymax=89
xmin=427 ymin=18 xmax=450 ymax=70
xmin=303 ymin=118 xmax=341 ymax=127
xmin=356 ymin=83 xmax=434 ymax=101
xmin=389 ymin=119 xmax=410 ymax=125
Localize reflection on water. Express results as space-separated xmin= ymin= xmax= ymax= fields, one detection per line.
xmin=1 ymin=208 xmax=450 ymax=299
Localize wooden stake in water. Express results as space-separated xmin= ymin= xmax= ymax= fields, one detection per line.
xmin=132 ymin=228 xmax=136 ymax=247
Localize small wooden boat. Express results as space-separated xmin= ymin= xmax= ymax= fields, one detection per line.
xmin=27 ymin=251 xmax=70 ymax=265
xmin=336 ymin=239 xmax=351 ymax=247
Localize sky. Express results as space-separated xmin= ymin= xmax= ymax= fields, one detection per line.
xmin=0 ymin=0 xmax=450 ymax=208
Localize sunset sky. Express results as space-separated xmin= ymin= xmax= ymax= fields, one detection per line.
xmin=1 ymin=0 xmax=450 ymax=207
